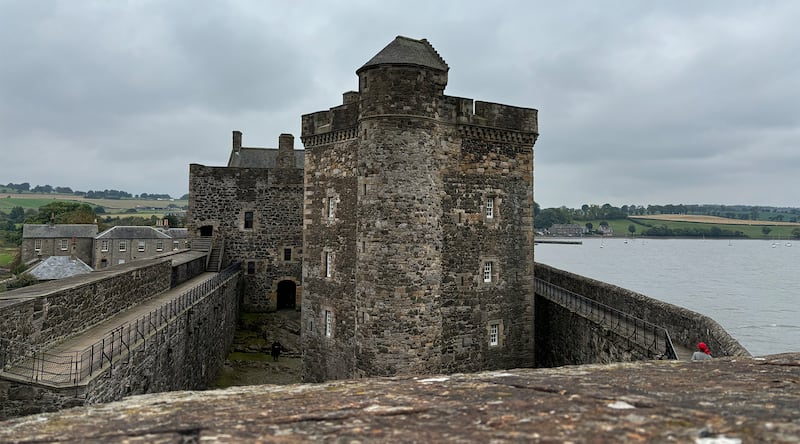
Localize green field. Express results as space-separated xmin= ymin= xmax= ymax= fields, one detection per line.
xmin=0 ymin=247 xmax=16 ymax=268
xmin=582 ymin=218 xmax=799 ymax=240
xmin=0 ymin=193 xmax=187 ymax=213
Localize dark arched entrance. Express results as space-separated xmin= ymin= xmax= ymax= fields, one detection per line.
xmin=199 ymin=225 xmax=213 ymax=237
xmin=276 ymin=280 xmax=296 ymax=310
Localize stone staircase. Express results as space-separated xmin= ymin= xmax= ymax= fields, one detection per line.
xmin=207 ymin=247 xmax=223 ymax=272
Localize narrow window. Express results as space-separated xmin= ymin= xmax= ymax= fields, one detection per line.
xmin=60 ymin=239 xmax=69 ymax=251
xmin=101 ymin=240 xmax=109 ymax=252
xmin=483 ymin=261 xmax=493 ymax=283
xmin=327 ymin=198 xmax=335 ymax=219
xmin=34 ymin=239 xmax=42 ymax=251
xmin=486 ymin=198 xmax=494 ymax=219
xmin=156 ymin=240 xmax=163 ymax=252
xmin=137 ymin=241 xmax=145 ymax=252
xmin=247 ymin=261 xmax=255 ymax=275
xmin=244 ymin=211 xmax=254 ymax=229
xmin=489 ymin=323 xmax=499 ymax=346
xmin=119 ymin=240 xmax=127 ymax=252
xmin=325 ymin=252 xmax=332 ymax=278
xmin=173 ymin=240 xmax=179 ymax=250
xmin=284 ymin=248 xmax=292 ymax=261
xmin=324 ymin=310 xmax=332 ymax=337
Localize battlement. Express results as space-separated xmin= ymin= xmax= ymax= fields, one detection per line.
xmin=301 ymin=94 xmax=360 ymax=138
xmin=441 ymin=96 xmax=538 ymax=134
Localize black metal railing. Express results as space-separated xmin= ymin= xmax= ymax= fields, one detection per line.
xmin=535 ymin=278 xmax=677 ymax=360
xmin=0 ymin=263 xmax=241 ymax=387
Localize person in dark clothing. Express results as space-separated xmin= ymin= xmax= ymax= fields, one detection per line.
xmin=271 ymin=341 xmax=283 ymax=361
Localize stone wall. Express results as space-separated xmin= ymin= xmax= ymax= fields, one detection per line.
xmin=187 ymin=164 xmax=302 ymax=312
xmin=534 ymin=296 xmax=652 ymax=367
xmin=0 ymin=258 xmax=172 ymax=348
xmin=170 ymin=252 xmax=208 ymax=287
xmin=534 ymin=263 xmax=750 ymax=357
xmin=0 ymin=270 xmax=240 ymax=420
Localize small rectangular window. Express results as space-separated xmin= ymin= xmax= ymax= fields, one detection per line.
xmin=173 ymin=240 xmax=179 ymax=250
xmin=486 ymin=198 xmax=494 ymax=219
xmin=156 ymin=240 xmax=163 ymax=252
xmin=119 ymin=240 xmax=127 ymax=252
xmin=60 ymin=239 xmax=69 ymax=251
xmin=137 ymin=241 xmax=145 ymax=252
xmin=247 ymin=261 xmax=255 ymax=275
xmin=483 ymin=261 xmax=493 ymax=283
xmin=101 ymin=240 xmax=109 ymax=252
xmin=34 ymin=239 xmax=42 ymax=251
xmin=325 ymin=252 xmax=332 ymax=278
xmin=244 ymin=211 xmax=254 ymax=229
xmin=328 ymin=198 xmax=335 ymax=219
xmin=489 ymin=323 xmax=499 ymax=346
xmin=284 ymin=248 xmax=292 ymax=261
xmin=324 ymin=310 xmax=332 ymax=337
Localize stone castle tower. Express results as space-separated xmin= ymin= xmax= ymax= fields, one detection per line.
xmin=301 ymin=36 xmax=538 ymax=381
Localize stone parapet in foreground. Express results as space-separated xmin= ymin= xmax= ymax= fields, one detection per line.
xmin=0 ymin=354 xmax=797 ymax=442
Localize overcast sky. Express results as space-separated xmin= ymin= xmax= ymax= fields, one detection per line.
xmin=1 ymin=1 xmax=798 ymax=208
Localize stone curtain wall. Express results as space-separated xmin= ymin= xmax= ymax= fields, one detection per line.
xmin=188 ymin=164 xmax=302 ymax=311
xmin=0 ymin=269 xmax=240 ymax=420
xmin=534 ymin=296 xmax=652 ymax=367
xmin=534 ymin=263 xmax=750 ymax=358
xmin=170 ymin=252 xmax=208 ymax=287
xmin=0 ymin=259 xmax=171 ymax=348
xmin=84 ymin=271 xmax=239 ymax=404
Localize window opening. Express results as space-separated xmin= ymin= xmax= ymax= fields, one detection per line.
xmin=138 ymin=241 xmax=145 ymax=252
xmin=60 ymin=239 xmax=69 ymax=251
xmin=324 ymin=310 xmax=332 ymax=337
xmin=119 ymin=240 xmax=127 ymax=252
xmin=489 ymin=323 xmax=499 ymax=346
xmin=483 ymin=261 xmax=493 ymax=283
xmin=486 ymin=198 xmax=494 ymax=219
xmin=34 ymin=239 xmax=42 ymax=251
xmin=284 ymin=248 xmax=292 ymax=261
xmin=325 ymin=252 xmax=332 ymax=278
xmin=247 ymin=261 xmax=255 ymax=274
xmin=244 ymin=211 xmax=254 ymax=229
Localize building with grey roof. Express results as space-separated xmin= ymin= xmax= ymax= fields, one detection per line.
xmin=93 ymin=226 xmax=178 ymax=269
xmin=21 ymin=224 xmax=98 ymax=265
xmin=28 ymin=255 xmax=93 ymax=281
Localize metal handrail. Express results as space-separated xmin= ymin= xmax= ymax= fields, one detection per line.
xmin=0 ymin=263 xmax=241 ymax=387
xmin=535 ymin=278 xmax=677 ymax=360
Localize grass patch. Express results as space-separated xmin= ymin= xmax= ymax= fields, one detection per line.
xmin=0 ymin=248 xmax=16 ymax=267
xmin=227 ymin=352 xmax=273 ymax=362
xmin=580 ymin=218 xmax=799 ymax=239
xmin=0 ymin=193 xmax=187 ymax=212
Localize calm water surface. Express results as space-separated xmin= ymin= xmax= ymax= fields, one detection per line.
xmin=536 ymin=238 xmax=799 ymax=356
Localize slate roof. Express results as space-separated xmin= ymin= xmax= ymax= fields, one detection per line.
xmin=159 ymin=228 xmax=188 ymax=239
xmin=96 ymin=226 xmax=172 ymax=240
xmin=22 ymin=224 xmax=98 ymax=239
xmin=28 ymin=255 xmax=93 ymax=280
xmin=357 ymin=36 xmax=448 ymax=74
xmin=227 ymin=147 xmax=305 ymax=169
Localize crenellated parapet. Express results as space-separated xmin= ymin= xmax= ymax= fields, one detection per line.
xmin=301 ymin=93 xmax=360 ymax=140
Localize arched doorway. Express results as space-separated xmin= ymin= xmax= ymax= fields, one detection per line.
xmin=276 ymin=280 xmax=296 ymax=310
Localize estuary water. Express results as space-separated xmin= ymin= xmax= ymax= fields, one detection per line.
xmin=536 ymin=238 xmax=799 ymax=357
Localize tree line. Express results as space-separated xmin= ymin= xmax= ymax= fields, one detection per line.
xmin=3 ymin=182 xmax=188 ymax=200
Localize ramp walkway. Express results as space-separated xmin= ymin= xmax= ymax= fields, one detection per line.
xmin=535 ymin=278 xmax=686 ymax=361
xmin=0 ymin=269 xmax=237 ymax=387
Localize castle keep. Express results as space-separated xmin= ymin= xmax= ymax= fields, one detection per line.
xmin=188 ymin=36 xmax=538 ymax=381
